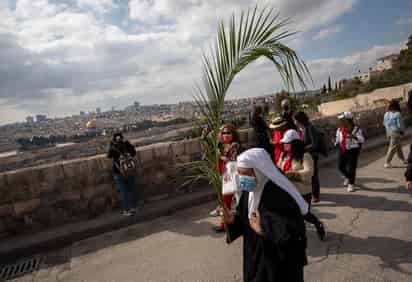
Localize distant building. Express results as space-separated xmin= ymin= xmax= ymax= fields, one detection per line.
xmin=36 ymin=115 xmax=47 ymax=123
xmin=26 ymin=116 xmax=34 ymax=124
xmin=96 ymin=108 xmax=101 ymax=114
xmin=376 ymin=54 xmax=399 ymax=72
xmin=80 ymin=111 xmax=86 ymax=117
xmin=354 ymin=70 xmax=371 ymax=83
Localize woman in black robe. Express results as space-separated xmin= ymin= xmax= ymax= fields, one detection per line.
xmin=222 ymin=148 xmax=309 ymax=282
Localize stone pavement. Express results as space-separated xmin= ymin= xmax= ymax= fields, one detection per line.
xmin=7 ymin=145 xmax=412 ymax=282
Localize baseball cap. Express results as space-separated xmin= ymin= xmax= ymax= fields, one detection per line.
xmin=338 ymin=112 xmax=354 ymax=120
xmin=280 ymin=129 xmax=300 ymax=143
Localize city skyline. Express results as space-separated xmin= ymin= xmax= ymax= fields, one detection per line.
xmin=0 ymin=0 xmax=411 ymax=125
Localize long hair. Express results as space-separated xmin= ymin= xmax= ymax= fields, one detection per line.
xmin=251 ymin=105 xmax=263 ymax=127
xmin=294 ymin=111 xmax=310 ymax=126
xmin=290 ymin=139 xmax=305 ymax=162
xmin=388 ymin=99 xmax=401 ymax=112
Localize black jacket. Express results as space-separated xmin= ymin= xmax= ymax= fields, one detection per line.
xmin=281 ymin=111 xmax=297 ymax=130
xmin=405 ymin=146 xmax=412 ymax=181
xmin=107 ymin=141 xmax=136 ymax=174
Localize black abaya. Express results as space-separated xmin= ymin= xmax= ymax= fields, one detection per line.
xmin=227 ymin=181 xmax=307 ymax=282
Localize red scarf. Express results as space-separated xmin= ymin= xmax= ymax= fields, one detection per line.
xmin=340 ymin=128 xmax=347 ymax=153
xmin=282 ymin=153 xmax=293 ymax=172
xmin=273 ymin=129 xmax=286 ymax=163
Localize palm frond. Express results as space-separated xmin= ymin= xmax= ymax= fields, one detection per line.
xmin=186 ymin=6 xmax=311 ymax=208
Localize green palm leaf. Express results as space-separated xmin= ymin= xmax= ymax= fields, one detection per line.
xmin=182 ymin=6 xmax=311 ymax=238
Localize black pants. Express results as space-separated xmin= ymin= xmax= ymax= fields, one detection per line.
xmin=312 ymin=155 xmax=320 ymax=198
xmin=338 ymin=148 xmax=361 ymax=185
xmin=302 ymin=194 xmax=322 ymax=227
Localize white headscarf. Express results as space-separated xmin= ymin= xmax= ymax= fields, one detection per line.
xmin=237 ymin=148 xmax=309 ymax=218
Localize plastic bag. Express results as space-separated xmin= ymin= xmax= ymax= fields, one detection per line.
xmin=222 ymin=161 xmax=239 ymax=195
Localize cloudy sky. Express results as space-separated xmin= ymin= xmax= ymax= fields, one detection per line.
xmin=0 ymin=0 xmax=411 ymax=124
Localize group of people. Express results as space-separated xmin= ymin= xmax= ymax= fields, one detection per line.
xmin=212 ymin=99 xmax=369 ymax=281
xmin=213 ymin=97 xmax=412 ymax=281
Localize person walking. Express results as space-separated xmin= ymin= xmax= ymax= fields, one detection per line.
xmin=107 ymin=133 xmax=139 ymax=216
xmin=222 ymin=148 xmax=308 ymax=282
xmin=335 ymin=112 xmax=365 ymax=192
xmin=281 ymin=98 xmax=297 ymax=130
xmin=213 ymin=124 xmax=241 ymax=233
xmin=383 ymin=99 xmax=407 ymax=168
xmin=269 ymin=117 xmax=288 ymax=164
xmin=404 ymin=145 xmax=412 ymax=191
xmin=278 ymin=129 xmax=327 ymax=241
xmin=294 ymin=111 xmax=322 ymax=203
xmin=250 ymin=105 xmax=273 ymax=158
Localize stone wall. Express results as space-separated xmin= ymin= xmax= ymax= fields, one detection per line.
xmin=0 ymin=105 xmax=408 ymax=238
xmin=0 ymin=139 xmax=204 ymax=238
xmin=318 ymin=83 xmax=412 ymax=117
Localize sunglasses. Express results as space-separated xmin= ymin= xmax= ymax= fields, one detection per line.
xmin=222 ymin=132 xmax=231 ymax=135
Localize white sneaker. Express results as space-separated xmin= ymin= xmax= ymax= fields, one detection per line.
xmin=347 ymin=184 xmax=355 ymax=192
xmin=384 ymin=163 xmax=392 ymax=168
xmin=120 ymin=210 xmax=133 ymax=216
xmin=343 ymin=178 xmax=349 ymax=186
xmin=209 ymin=206 xmax=221 ymax=217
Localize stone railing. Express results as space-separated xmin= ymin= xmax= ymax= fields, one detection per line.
xmin=0 ymin=104 xmax=409 ymax=238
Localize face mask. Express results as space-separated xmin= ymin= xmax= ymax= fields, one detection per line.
xmin=283 ymin=106 xmax=289 ymax=112
xmin=222 ymin=134 xmax=233 ymax=144
xmin=237 ymin=175 xmax=257 ymax=192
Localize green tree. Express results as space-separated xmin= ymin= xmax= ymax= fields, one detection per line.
xmin=322 ymin=84 xmax=327 ymax=94
xmin=182 ymin=7 xmax=310 ymax=237
xmin=328 ymin=76 xmax=332 ymax=93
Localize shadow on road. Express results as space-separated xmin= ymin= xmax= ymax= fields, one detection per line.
xmin=317 ymin=193 xmax=412 ymax=212
xmin=307 ymin=230 xmax=412 ymax=276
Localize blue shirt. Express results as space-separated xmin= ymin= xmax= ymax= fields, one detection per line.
xmin=383 ymin=111 xmax=404 ymax=133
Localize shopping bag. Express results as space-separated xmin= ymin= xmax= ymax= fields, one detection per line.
xmin=222 ymin=161 xmax=239 ymax=195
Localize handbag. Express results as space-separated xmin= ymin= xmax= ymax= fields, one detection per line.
xmin=222 ymin=161 xmax=239 ymax=195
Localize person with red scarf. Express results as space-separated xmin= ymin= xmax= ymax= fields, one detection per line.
xmin=277 ymin=129 xmax=327 ymax=241
xmin=269 ymin=117 xmax=288 ymax=164
xmin=213 ymin=124 xmax=241 ymax=233
xmin=335 ymin=112 xmax=365 ymax=192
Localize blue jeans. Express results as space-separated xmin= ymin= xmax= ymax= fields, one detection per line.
xmin=113 ymin=174 xmax=138 ymax=211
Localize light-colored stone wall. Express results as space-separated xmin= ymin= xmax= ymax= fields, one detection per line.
xmin=0 ymin=105 xmax=410 ymax=238
xmin=318 ymin=83 xmax=412 ymax=117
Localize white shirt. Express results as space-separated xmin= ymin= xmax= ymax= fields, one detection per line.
xmin=335 ymin=126 xmax=365 ymax=150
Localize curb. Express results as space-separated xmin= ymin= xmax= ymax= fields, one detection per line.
xmin=0 ymin=189 xmax=215 ymax=264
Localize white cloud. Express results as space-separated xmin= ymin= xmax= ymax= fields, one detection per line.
xmin=397 ymin=17 xmax=412 ymax=25
xmin=312 ymin=25 xmax=343 ymax=40
xmin=15 ymin=0 xmax=59 ymax=19
xmin=308 ymin=41 xmax=406 ymax=87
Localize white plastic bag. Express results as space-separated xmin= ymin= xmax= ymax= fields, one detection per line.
xmin=222 ymin=161 xmax=239 ymax=195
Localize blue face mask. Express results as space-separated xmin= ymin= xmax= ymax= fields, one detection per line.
xmin=237 ymin=175 xmax=257 ymax=192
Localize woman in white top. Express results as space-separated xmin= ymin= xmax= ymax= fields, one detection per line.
xmin=278 ymin=129 xmax=327 ymax=241
xmin=335 ymin=112 xmax=365 ymax=192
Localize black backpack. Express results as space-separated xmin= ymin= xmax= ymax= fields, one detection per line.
xmin=112 ymin=144 xmax=137 ymax=177
xmin=310 ymin=125 xmax=329 ymax=157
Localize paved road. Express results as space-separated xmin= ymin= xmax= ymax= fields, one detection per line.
xmin=10 ymin=145 xmax=412 ymax=282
